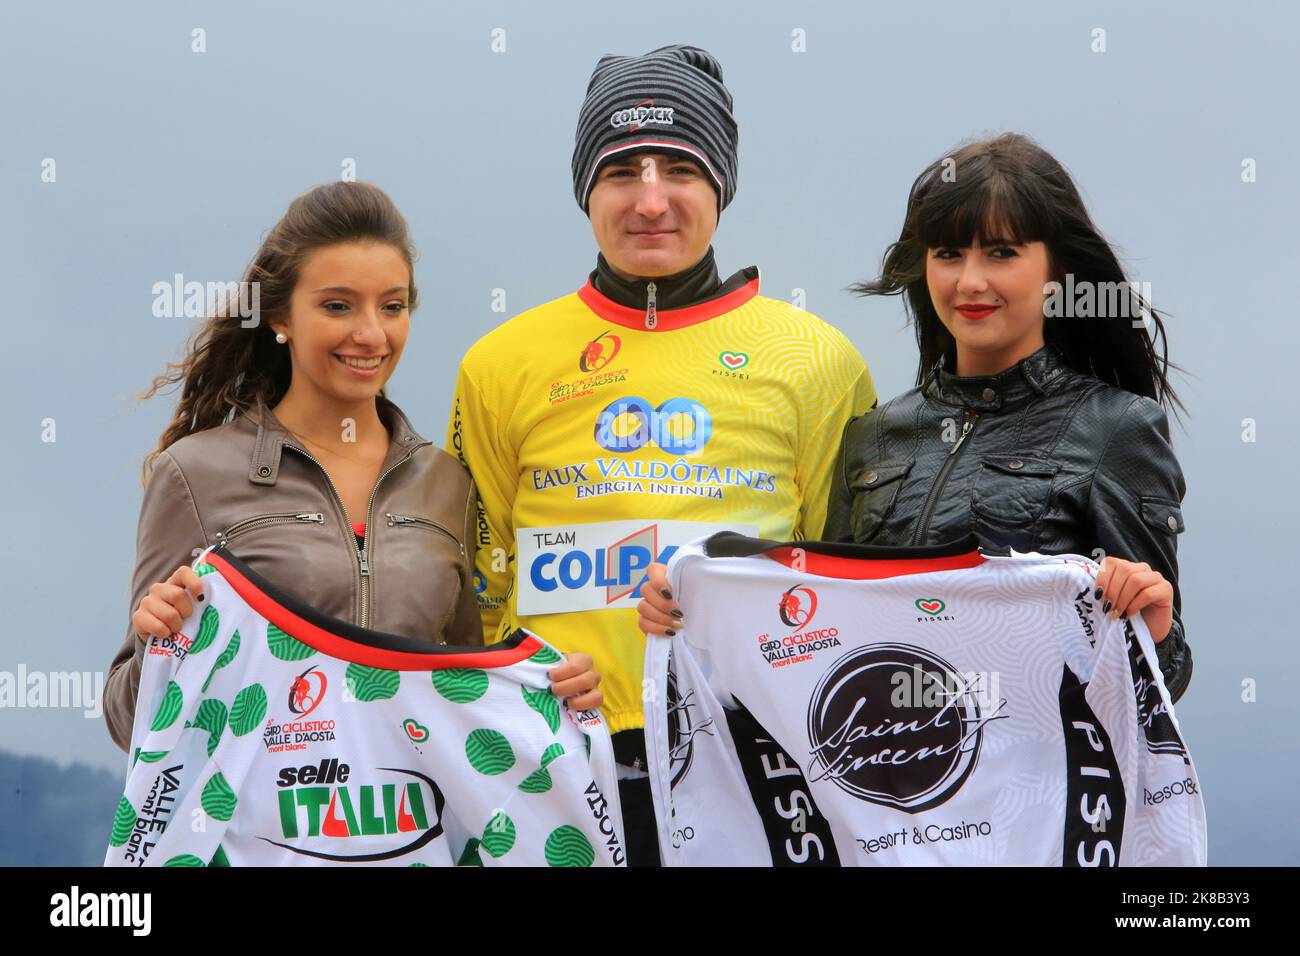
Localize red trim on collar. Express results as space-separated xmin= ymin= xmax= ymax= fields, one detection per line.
xmin=764 ymin=546 xmax=986 ymax=580
xmin=576 ymin=276 xmax=759 ymax=331
xmin=202 ymin=550 xmax=542 ymax=670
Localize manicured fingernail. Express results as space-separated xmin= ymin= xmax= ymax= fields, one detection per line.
xmin=660 ymin=589 xmax=673 ymax=600
xmin=1093 ymin=587 xmax=1103 ymax=600
xmin=1102 ymin=601 xmax=1112 ymax=613
xmin=1120 ymin=612 xmax=1127 ymax=620
xmin=665 ymin=629 xmax=677 ymax=637
xmin=670 ymin=609 xmax=683 ymax=619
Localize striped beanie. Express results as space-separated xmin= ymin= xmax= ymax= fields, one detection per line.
xmin=572 ymin=44 xmax=739 ymax=215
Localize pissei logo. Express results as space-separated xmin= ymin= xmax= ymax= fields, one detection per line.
xmin=713 ymin=349 xmax=752 ymax=381
xmin=718 ymin=350 xmax=748 ymax=370
xmin=915 ymin=598 xmax=945 ymax=616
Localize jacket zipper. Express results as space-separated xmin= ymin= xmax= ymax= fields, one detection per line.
xmin=645 ymin=281 xmax=657 ymax=330
xmin=283 ymin=443 xmax=421 ymax=630
xmin=386 ymin=513 xmax=466 ymax=558
xmin=911 ymin=409 xmax=980 ymax=545
xmin=218 ymin=512 xmax=324 ymax=544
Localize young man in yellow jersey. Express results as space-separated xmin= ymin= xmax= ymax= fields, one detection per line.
xmin=447 ymin=44 xmax=877 ymax=864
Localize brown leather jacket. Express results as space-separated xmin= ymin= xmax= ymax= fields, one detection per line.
xmin=104 ymin=395 xmax=481 ymax=751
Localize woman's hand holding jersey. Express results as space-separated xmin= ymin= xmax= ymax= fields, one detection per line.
xmin=132 ymin=564 xmax=204 ymax=643
xmin=1095 ymin=555 xmax=1174 ymax=643
xmin=134 ymin=567 xmax=604 ymax=708
xmin=548 ymin=652 xmax=603 ymax=711
xmin=637 ymin=562 xmax=680 ymax=639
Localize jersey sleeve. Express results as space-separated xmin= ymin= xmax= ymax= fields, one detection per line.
xmin=446 ymin=357 xmax=518 ymax=643
xmin=1088 ymin=396 xmax=1191 ymax=701
xmin=443 ymin=474 xmax=487 ymax=647
xmin=105 ymin=451 xmax=208 ymax=752
xmin=795 ymin=345 xmax=877 ymax=542
xmin=440 ymin=637 xmax=627 ymax=867
xmin=106 ymin=576 xmax=240 ymax=867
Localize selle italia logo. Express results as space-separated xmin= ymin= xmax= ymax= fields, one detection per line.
xmin=268 ymin=757 xmax=446 ymax=861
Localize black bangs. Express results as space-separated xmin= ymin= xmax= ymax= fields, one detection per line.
xmin=852 ymin=132 xmax=1182 ymax=414
xmin=912 ymin=151 xmax=1060 ymax=251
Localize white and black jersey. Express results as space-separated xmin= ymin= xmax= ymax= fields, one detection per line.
xmin=644 ymin=533 xmax=1206 ymax=866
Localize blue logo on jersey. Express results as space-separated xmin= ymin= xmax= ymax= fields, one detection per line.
xmin=529 ymin=524 xmax=674 ymax=604
xmin=594 ymin=396 xmax=712 ymax=455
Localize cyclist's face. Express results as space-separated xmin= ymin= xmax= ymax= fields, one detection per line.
xmin=587 ymin=153 xmax=719 ymax=279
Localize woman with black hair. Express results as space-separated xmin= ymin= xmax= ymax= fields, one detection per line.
xmin=637 ymin=132 xmax=1192 ymax=701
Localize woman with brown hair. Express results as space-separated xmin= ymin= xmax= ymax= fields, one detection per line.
xmin=104 ymin=181 xmax=601 ymax=751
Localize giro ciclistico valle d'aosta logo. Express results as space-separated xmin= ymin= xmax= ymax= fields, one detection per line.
xmin=287 ymin=665 xmax=327 ymax=717
xmin=579 ymin=331 xmax=621 ymax=373
xmin=778 ymin=584 xmax=818 ymax=629
xmin=806 ymin=643 xmax=1008 ymax=813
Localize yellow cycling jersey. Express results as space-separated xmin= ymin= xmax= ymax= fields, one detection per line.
xmin=447 ymin=268 xmax=876 ymax=733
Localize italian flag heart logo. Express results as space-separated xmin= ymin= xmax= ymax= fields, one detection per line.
xmin=719 ymin=350 xmax=749 ymax=370
xmin=402 ymin=718 xmax=430 ymax=743
xmin=915 ymin=598 xmax=946 ymax=615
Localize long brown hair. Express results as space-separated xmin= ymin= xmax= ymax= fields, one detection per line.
xmin=139 ymin=181 xmax=419 ymax=483
xmin=852 ymin=133 xmax=1183 ymax=417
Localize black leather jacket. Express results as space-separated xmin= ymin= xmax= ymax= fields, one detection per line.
xmin=823 ymin=345 xmax=1192 ymax=701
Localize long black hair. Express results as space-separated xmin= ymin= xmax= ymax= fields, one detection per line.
xmin=852 ymin=132 xmax=1183 ymax=416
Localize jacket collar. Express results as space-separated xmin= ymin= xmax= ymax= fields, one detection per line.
xmin=592 ymin=246 xmax=723 ymax=311
xmin=923 ymin=345 xmax=1074 ymax=412
xmin=579 ymin=248 xmax=760 ymax=331
xmin=244 ymin=394 xmax=430 ymax=486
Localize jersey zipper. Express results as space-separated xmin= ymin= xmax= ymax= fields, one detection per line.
xmin=218 ymin=512 xmax=324 ymax=545
xmin=911 ymin=408 xmax=979 ymax=545
xmin=386 ymin=513 xmax=466 ymax=559
xmin=645 ymin=281 xmax=657 ymax=330
xmin=283 ymin=443 xmax=421 ymax=630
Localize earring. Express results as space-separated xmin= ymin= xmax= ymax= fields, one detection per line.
xmin=275 ymin=333 xmax=287 ymax=344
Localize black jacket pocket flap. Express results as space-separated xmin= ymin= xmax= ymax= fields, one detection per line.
xmin=979 ymin=455 xmax=1060 ymax=479
xmin=972 ymin=456 xmax=1059 ymax=525
xmin=849 ymin=461 xmax=914 ymax=491
xmin=1140 ymin=496 xmax=1184 ymax=534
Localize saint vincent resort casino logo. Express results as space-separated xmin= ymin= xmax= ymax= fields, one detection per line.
xmin=805 ymin=643 xmax=1009 ymax=813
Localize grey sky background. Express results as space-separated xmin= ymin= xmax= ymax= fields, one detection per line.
xmin=2 ymin=1 xmax=1296 ymax=864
